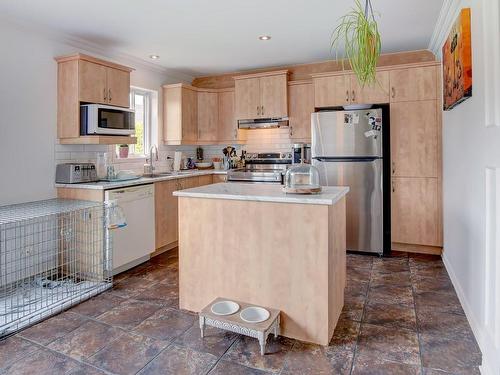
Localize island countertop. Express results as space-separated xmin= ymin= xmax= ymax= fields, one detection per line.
xmin=173 ymin=182 xmax=349 ymax=205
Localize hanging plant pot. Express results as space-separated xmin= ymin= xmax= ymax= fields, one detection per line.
xmin=331 ymin=0 xmax=381 ymax=86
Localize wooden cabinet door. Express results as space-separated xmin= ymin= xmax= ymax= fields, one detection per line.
xmin=182 ymin=176 xmax=199 ymax=189
xmin=212 ymin=174 xmax=227 ymax=183
xmin=390 ymin=66 xmax=437 ymax=102
xmin=155 ymin=180 xmax=179 ymax=248
xmin=391 ymin=177 xmax=440 ymax=246
xmin=198 ymin=175 xmax=213 ymax=186
xmin=391 ymin=101 xmax=438 ymax=178
xmin=288 ymin=82 xmax=314 ymax=140
xmin=106 ymin=67 xmax=130 ymax=107
xmin=350 ymin=71 xmax=390 ymax=104
xmin=79 ymin=60 xmax=107 ymax=104
xmin=197 ymin=91 xmax=218 ymax=141
xmin=314 ymin=75 xmax=350 ymax=108
xmin=235 ymin=78 xmax=260 ymax=120
xmin=260 ymin=74 xmax=288 ymax=118
xmin=218 ymin=90 xmax=237 ymax=141
xmin=181 ymin=88 xmax=198 ymax=142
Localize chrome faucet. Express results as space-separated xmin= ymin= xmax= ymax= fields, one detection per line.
xmin=146 ymin=145 xmax=158 ymax=176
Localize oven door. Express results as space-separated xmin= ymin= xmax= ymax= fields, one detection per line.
xmin=227 ymin=169 xmax=283 ymax=183
xmin=81 ymin=105 xmax=135 ymax=135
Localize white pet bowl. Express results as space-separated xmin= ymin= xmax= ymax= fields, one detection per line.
xmin=240 ymin=306 xmax=270 ymax=323
xmin=211 ymin=300 xmax=240 ymax=316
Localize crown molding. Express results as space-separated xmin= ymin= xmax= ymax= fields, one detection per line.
xmin=428 ymin=0 xmax=463 ymax=59
xmin=0 ymin=14 xmax=195 ymax=83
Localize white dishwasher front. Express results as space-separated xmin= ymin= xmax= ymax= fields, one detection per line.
xmin=106 ymin=184 xmax=155 ymax=274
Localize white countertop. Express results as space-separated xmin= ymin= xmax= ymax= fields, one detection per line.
xmin=55 ymin=170 xmax=227 ymax=190
xmin=173 ymin=183 xmax=349 ymax=205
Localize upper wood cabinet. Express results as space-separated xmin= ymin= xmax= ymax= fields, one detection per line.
xmin=288 ymin=81 xmax=314 ymax=140
xmin=55 ymin=53 xmax=135 ymax=144
xmin=197 ymin=91 xmax=218 ymax=142
xmin=218 ymin=89 xmax=239 ymax=142
xmin=313 ymin=71 xmax=389 ymax=107
xmin=349 ymin=71 xmax=390 ymax=105
xmin=390 ymin=65 xmax=437 ymax=102
xmin=234 ymin=70 xmax=288 ymax=120
xmin=163 ymin=84 xmax=198 ymax=144
xmin=391 ymin=177 xmax=440 ymax=246
xmin=391 ymin=100 xmax=439 ymax=178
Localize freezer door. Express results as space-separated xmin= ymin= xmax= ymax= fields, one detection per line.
xmin=311 ymin=109 xmax=383 ymax=158
xmin=313 ymin=158 xmax=383 ymax=254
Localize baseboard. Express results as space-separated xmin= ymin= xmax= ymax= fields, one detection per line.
xmin=442 ymin=253 xmax=499 ymax=375
xmin=151 ymin=241 xmax=178 ymax=258
xmin=392 ymin=242 xmax=443 ymax=255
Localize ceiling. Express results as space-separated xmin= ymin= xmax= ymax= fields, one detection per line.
xmin=0 ymin=0 xmax=444 ymax=77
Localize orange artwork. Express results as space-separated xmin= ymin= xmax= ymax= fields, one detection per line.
xmin=442 ymin=8 xmax=472 ymax=110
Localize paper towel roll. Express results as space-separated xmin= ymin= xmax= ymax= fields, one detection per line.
xmin=173 ymin=151 xmax=182 ymax=171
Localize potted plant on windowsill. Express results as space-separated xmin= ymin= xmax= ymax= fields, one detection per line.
xmin=118 ymin=144 xmax=129 ymax=159
xmin=331 ymin=0 xmax=381 ymax=86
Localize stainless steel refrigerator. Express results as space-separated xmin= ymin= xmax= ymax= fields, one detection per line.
xmin=312 ymin=109 xmax=385 ymax=254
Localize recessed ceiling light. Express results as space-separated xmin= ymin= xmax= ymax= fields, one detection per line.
xmin=259 ymin=35 xmax=271 ymax=41
xmin=149 ymin=55 xmax=160 ymax=60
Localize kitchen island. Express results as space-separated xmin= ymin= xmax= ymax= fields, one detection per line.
xmin=174 ymin=183 xmax=349 ymax=345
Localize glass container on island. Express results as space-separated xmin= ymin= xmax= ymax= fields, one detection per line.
xmin=283 ymin=163 xmax=322 ymax=194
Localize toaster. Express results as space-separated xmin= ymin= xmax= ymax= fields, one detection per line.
xmin=56 ymin=163 xmax=98 ymax=184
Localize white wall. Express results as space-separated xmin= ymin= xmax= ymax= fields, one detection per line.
xmin=0 ymin=19 xmax=194 ymax=205
xmin=429 ymin=1 xmax=500 ymax=374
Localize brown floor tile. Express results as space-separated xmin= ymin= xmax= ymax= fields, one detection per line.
xmin=417 ymin=308 xmax=475 ymax=341
xmin=131 ymin=282 xmax=179 ymax=307
xmin=363 ymin=302 xmax=417 ymax=331
xmin=329 ymin=318 xmax=360 ymax=351
xmin=0 ymin=336 xmax=38 ymax=371
xmin=209 ymin=360 xmax=268 ymax=374
xmin=346 ymin=278 xmax=369 ymax=298
xmin=97 ymin=299 xmax=161 ymax=329
xmin=17 ymin=311 xmax=88 ymax=345
xmin=420 ymin=333 xmax=482 ymax=372
xmin=134 ymin=308 xmax=195 ymax=341
xmin=66 ymin=363 xmax=108 ymax=375
xmin=413 ymin=275 xmax=456 ymax=295
xmin=409 ymin=253 xmax=443 ymax=266
xmin=347 ymin=254 xmax=374 ymax=270
xmin=48 ymin=320 xmax=122 ymax=360
xmin=422 ymin=367 xmax=481 ymax=375
xmin=70 ymin=293 xmax=126 ymax=318
xmin=352 ymin=354 xmax=421 ymax=375
xmin=88 ymin=331 xmax=169 ymax=375
xmin=342 ymin=295 xmax=365 ymax=322
xmin=106 ymin=275 xmax=154 ymax=299
xmin=175 ymin=323 xmax=238 ymax=357
xmin=281 ymin=341 xmax=354 ymax=375
xmin=372 ymin=258 xmax=410 ymax=274
xmin=415 ymin=291 xmax=464 ymax=316
xmin=357 ymin=323 xmax=420 ymax=365
xmin=223 ymin=335 xmax=294 ymax=373
xmin=390 ymin=251 xmax=409 ymax=258
xmin=138 ymin=344 xmax=217 ymax=375
xmin=347 ymin=266 xmax=372 ymax=282
xmin=410 ymin=264 xmax=449 ymax=279
xmin=368 ymin=284 xmax=414 ymax=305
xmin=371 ymin=271 xmax=412 ymax=286
xmin=2 ymin=347 xmax=78 ymax=375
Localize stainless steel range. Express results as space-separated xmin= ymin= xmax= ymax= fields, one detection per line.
xmin=227 ymin=152 xmax=292 ymax=183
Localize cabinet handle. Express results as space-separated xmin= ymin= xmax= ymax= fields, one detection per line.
xmin=346 ymin=90 xmax=349 ymax=102
xmin=391 ymin=87 xmax=395 ymax=99
xmin=289 ymin=126 xmax=293 ymax=137
xmin=261 ymin=105 xmax=264 ymax=115
xmin=257 ymin=106 xmax=260 ymax=115
xmin=352 ymin=90 xmax=355 ymax=102
xmin=103 ymin=88 xmax=107 ymax=101
xmin=392 ymin=161 xmax=396 ymax=175
xmin=233 ymin=129 xmax=237 ymax=139
xmin=108 ymin=89 xmax=112 ymax=101
xmin=392 ymin=181 xmax=395 ymax=193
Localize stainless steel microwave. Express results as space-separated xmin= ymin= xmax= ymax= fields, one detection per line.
xmin=80 ymin=104 xmax=135 ymax=136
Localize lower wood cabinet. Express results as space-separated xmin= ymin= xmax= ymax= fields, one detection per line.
xmin=391 ymin=177 xmax=440 ymax=247
xmin=198 ymin=175 xmax=213 ymax=186
xmin=212 ymin=174 xmax=227 ymax=183
xmin=155 ymin=179 xmax=179 ymax=249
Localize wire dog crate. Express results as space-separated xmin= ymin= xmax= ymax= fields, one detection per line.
xmin=0 ymin=198 xmax=113 ymax=337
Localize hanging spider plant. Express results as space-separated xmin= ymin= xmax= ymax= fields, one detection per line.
xmin=331 ymin=0 xmax=381 ymax=86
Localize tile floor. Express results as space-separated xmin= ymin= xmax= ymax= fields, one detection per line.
xmin=0 ymin=250 xmax=481 ymax=374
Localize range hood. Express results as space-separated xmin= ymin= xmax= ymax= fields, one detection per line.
xmin=238 ymin=118 xmax=289 ymax=129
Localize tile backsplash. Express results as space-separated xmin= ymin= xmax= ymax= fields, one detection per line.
xmin=54 ymin=128 xmax=303 ymax=173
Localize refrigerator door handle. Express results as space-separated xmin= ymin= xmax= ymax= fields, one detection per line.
xmin=313 ymin=156 xmax=382 ymax=162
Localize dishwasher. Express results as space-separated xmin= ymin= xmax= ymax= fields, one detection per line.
xmin=105 ymin=184 xmax=155 ymax=275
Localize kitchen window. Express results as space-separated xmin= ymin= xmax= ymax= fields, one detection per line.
xmin=115 ymin=87 xmax=154 ymax=158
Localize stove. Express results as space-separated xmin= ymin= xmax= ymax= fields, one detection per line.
xmin=227 ymin=152 xmax=292 ymax=183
